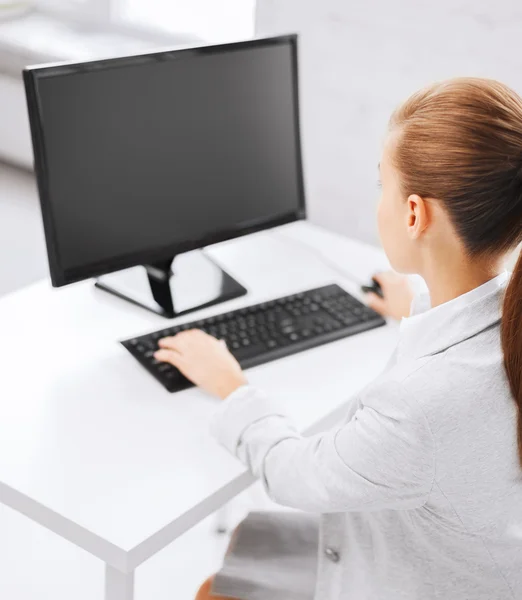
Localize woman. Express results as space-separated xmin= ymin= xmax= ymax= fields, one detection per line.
xmin=155 ymin=78 xmax=522 ymax=600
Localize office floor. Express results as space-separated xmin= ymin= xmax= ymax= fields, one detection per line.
xmin=0 ymin=160 xmax=278 ymax=599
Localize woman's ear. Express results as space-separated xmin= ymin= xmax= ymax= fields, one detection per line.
xmin=406 ymin=194 xmax=430 ymax=240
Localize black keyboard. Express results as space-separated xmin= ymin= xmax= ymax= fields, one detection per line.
xmin=121 ymin=284 xmax=386 ymax=392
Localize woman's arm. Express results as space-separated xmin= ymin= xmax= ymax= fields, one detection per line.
xmin=211 ymin=381 xmax=435 ymax=513
xmin=154 ymin=326 xmax=435 ymax=513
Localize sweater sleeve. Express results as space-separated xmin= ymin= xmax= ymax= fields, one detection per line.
xmin=210 ymin=381 xmax=435 ymax=512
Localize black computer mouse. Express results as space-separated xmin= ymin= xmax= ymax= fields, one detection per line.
xmin=361 ymin=277 xmax=384 ymax=299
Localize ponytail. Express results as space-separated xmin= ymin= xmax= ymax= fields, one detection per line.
xmin=502 ymin=250 xmax=522 ymax=465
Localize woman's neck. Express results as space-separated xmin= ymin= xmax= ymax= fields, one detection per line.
xmin=421 ymin=253 xmax=504 ymax=308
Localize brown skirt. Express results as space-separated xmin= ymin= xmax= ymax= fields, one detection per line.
xmin=211 ymin=511 xmax=319 ymax=600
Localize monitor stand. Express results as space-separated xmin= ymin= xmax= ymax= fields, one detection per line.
xmin=95 ymin=250 xmax=247 ymax=319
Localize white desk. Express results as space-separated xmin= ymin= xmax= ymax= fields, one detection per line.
xmin=0 ymin=222 xmax=399 ymax=600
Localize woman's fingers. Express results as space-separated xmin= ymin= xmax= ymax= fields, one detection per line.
xmin=154 ymin=348 xmax=185 ymax=369
xmin=158 ymin=329 xmax=200 ymax=352
xmin=158 ymin=336 xmax=180 ymax=350
xmin=366 ymin=291 xmax=387 ymax=315
xmin=371 ymin=272 xmax=386 ymax=286
xmin=364 ymin=270 xmax=413 ymax=320
xmin=154 ymin=328 xmax=246 ymax=398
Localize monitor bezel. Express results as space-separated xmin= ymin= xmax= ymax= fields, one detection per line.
xmin=23 ymin=34 xmax=306 ymax=287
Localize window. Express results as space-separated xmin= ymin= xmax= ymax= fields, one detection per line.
xmin=37 ymin=0 xmax=256 ymax=42
xmin=120 ymin=0 xmax=256 ymax=41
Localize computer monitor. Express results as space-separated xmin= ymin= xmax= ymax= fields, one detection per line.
xmin=23 ymin=34 xmax=306 ymax=318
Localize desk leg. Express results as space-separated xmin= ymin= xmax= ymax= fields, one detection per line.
xmin=214 ymin=502 xmax=230 ymax=534
xmin=105 ymin=564 xmax=134 ymax=600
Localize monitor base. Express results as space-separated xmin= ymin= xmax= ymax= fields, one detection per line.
xmin=95 ymin=250 xmax=247 ymax=319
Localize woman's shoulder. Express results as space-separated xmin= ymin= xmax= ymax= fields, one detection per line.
xmin=365 ymin=330 xmax=511 ymax=432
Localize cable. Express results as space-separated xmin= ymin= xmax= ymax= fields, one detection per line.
xmin=271 ymin=229 xmax=365 ymax=286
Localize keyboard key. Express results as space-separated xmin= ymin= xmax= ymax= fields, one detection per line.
xmin=232 ymin=342 xmax=269 ymax=361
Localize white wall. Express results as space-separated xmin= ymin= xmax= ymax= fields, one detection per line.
xmin=256 ymin=0 xmax=522 ymax=244
xmin=0 ymin=73 xmax=33 ymax=168
xmin=0 ymin=163 xmax=47 ymax=296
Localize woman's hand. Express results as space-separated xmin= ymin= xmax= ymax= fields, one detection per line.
xmin=365 ymin=271 xmax=414 ymax=320
xmin=154 ymin=330 xmax=247 ymax=399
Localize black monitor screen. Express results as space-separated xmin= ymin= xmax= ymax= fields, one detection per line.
xmin=26 ymin=36 xmax=304 ymax=284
